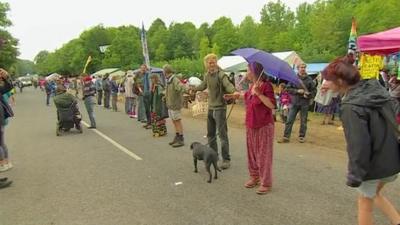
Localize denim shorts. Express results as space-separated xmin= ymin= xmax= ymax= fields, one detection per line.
xmin=357 ymin=174 xmax=398 ymax=198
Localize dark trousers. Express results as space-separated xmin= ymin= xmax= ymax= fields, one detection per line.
xmin=207 ymin=109 xmax=230 ymax=161
xmin=103 ymin=91 xmax=110 ymax=109
xmin=46 ymin=93 xmax=51 ymax=105
xmin=97 ymin=90 xmax=103 ymax=105
xmin=111 ymin=93 xmax=118 ymax=111
xmin=143 ymin=93 xmax=151 ymax=125
xmin=283 ymin=104 xmax=309 ymax=138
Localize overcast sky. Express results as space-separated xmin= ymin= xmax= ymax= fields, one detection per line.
xmin=4 ymin=0 xmax=315 ymax=60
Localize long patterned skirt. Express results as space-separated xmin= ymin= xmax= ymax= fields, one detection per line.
xmin=246 ymin=123 xmax=274 ymax=187
xmin=151 ymin=112 xmax=167 ymax=137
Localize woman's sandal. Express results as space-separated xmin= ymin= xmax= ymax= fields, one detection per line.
xmin=256 ymin=186 xmax=271 ymax=195
xmin=244 ymin=178 xmax=260 ymax=188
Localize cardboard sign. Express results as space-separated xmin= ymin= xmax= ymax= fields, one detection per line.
xmin=359 ymin=54 xmax=383 ymax=79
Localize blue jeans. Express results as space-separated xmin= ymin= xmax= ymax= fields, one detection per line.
xmin=0 ymin=126 xmax=8 ymax=161
xmin=283 ymin=104 xmax=309 ymax=138
xmin=207 ymin=109 xmax=230 ymax=161
xmin=125 ymin=97 xmax=136 ymax=114
xmin=84 ymin=96 xmax=96 ymax=127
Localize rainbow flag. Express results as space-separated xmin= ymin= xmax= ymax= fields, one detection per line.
xmin=141 ymin=23 xmax=150 ymax=68
xmin=348 ymin=18 xmax=358 ymax=64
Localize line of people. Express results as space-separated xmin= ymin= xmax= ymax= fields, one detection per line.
xmin=77 ymin=55 xmax=276 ymax=195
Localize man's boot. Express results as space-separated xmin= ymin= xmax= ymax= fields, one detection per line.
xmin=172 ymin=135 xmax=184 ymax=148
xmin=169 ymin=133 xmax=179 ymax=145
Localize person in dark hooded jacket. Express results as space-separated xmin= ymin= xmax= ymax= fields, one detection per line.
xmin=322 ymin=56 xmax=400 ymax=225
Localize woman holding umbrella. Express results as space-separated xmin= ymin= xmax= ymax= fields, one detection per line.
xmin=238 ymin=62 xmax=276 ymax=195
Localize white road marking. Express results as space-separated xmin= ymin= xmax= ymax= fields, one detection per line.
xmin=81 ymin=121 xmax=143 ymax=161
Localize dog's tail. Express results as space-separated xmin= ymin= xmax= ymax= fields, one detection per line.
xmin=213 ymin=161 xmax=222 ymax=172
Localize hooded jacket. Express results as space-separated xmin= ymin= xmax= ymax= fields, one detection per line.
xmin=286 ymin=74 xmax=316 ymax=106
xmin=340 ymin=79 xmax=400 ymax=187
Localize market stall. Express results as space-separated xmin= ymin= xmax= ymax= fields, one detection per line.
xmin=357 ymin=27 xmax=400 ymax=80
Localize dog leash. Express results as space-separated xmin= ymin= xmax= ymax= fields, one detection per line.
xmin=204 ymin=102 xmax=236 ymax=147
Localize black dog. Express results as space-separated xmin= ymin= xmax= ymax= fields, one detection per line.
xmin=190 ymin=142 xmax=221 ymax=183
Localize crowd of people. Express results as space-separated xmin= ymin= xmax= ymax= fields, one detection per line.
xmin=2 ymin=52 xmax=400 ymax=224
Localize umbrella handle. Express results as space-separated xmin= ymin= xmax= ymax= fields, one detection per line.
xmin=253 ymin=70 xmax=264 ymax=84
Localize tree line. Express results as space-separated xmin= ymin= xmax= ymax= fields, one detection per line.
xmin=4 ymin=0 xmax=400 ymax=77
xmin=0 ymin=2 xmax=18 ymax=75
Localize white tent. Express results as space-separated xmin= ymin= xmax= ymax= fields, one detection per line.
xmin=45 ymin=73 xmax=61 ymax=81
xmin=272 ymin=51 xmax=304 ymax=68
xmin=93 ymin=68 xmax=120 ymax=77
xmin=218 ymin=56 xmax=247 ymax=72
xmin=218 ymin=51 xmax=304 ymax=73
xmin=188 ymin=76 xmax=202 ymax=86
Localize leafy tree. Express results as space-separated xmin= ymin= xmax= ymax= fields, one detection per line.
xmin=166 ymin=22 xmax=196 ymax=59
xmin=148 ymin=18 xmax=169 ymax=60
xmin=198 ymin=37 xmax=211 ymax=60
xmin=0 ymin=29 xmax=18 ymax=70
xmin=238 ymin=16 xmax=259 ymax=48
xmin=259 ymin=0 xmax=295 ymax=51
xmin=102 ymin=26 xmax=142 ymax=70
xmin=78 ymin=24 xmax=116 ymax=73
xmin=210 ymin=17 xmax=240 ymax=55
xmin=193 ymin=23 xmax=210 ymax=57
xmin=0 ymin=2 xmax=11 ymax=27
xmin=211 ymin=43 xmax=220 ymax=57
xmin=154 ymin=43 xmax=167 ymax=62
xmin=12 ymin=59 xmax=36 ymax=76
xmin=356 ymin=0 xmax=400 ymax=34
xmin=32 ymin=0 xmax=400 ymax=76
xmin=34 ymin=50 xmax=49 ymax=64
xmin=0 ymin=2 xmax=18 ymax=71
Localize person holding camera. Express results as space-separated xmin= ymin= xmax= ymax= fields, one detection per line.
xmin=278 ymin=63 xmax=316 ymax=143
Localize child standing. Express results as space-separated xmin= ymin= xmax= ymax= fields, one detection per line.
xmin=277 ymin=83 xmax=291 ymax=123
xmin=150 ymin=74 xmax=167 ymax=137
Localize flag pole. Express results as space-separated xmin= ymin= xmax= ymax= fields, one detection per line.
xmin=141 ymin=22 xmax=151 ymax=70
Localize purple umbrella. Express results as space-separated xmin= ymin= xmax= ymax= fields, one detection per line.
xmin=231 ymin=48 xmax=300 ymax=85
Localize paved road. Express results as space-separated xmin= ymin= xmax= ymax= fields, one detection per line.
xmin=1 ymin=88 xmax=399 ymax=225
